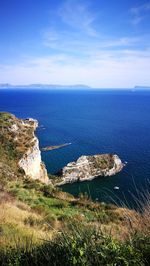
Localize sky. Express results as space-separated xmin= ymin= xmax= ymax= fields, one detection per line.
xmin=0 ymin=0 xmax=150 ymax=88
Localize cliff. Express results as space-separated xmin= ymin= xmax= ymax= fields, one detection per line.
xmin=59 ymin=154 xmax=124 ymax=184
xmin=0 ymin=112 xmax=124 ymax=186
xmin=0 ymin=115 xmax=148 ymax=266
xmin=0 ymin=112 xmax=49 ymax=183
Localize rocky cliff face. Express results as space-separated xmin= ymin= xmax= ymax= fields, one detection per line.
xmin=0 ymin=112 xmax=49 ymax=184
xmin=60 ymin=154 xmax=124 ymax=184
xmin=18 ymin=120 xmax=49 ymax=183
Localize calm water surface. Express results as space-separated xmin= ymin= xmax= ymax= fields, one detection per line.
xmin=0 ymin=88 xmax=150 ymax=207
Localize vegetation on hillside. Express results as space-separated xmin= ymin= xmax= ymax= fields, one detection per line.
xmin=0 ymin=112 xmax=149 ymax=265
xmin=0 ymin=112 xmax=36 ymax=161
xmin=0 ymin=177 xmax=149 ymax=266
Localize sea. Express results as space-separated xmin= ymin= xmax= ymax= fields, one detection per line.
xmin=0 ymin=88 xmax=150 ymax=208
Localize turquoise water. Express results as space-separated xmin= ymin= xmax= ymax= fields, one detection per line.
xmin=0 ymin=88 xmax=150 ymax=207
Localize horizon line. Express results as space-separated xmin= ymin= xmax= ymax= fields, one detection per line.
xmin=0 ymin=83 xmax=150 ymax=90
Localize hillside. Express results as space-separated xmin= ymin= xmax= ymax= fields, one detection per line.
xmin=0 ymin=112 xmax=149 ymax=265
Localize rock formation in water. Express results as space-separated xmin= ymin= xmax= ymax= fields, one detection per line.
xmin=0 ymin=112 xmax=124 ymax=187
xmin=59 ymin=154 xmax=124 ymax=184
xmin=0 ymin=112 xmax=49 ymax=183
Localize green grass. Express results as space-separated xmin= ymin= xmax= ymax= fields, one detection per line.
xmin=0 ymin=112 xmax=13 ymax=127
xmin=7 ymin=178 xmax=125 ymax=225
xmin=0 ymin=225 xmax=149 ymax=266
xmin=1 ymin=178 xmax=149 ymax=266
xmin=0 ymin=109 xmax=149 ymax=266
xmin=0 ymin=112 xmax=13 ymax=119
xmin=6 ymin=178 xmax=132 ymax=228
xmin=0 ymin=112 xmax=37 ymax=162
xmin=7 ymin=179 xmax=98 ymax=223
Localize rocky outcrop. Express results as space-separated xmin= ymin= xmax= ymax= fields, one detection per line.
xmin=0 ymin=112 xmax=49 ymax=184
xmin=17 ymin=119 xmax=49 ymax=183
xmin=18 ymin=134 xmax=49 ymax=184
xmin=59 ymin=154 xmax=124 ymax=185
xmin=0 ymin=112 xmax=124 ymax=186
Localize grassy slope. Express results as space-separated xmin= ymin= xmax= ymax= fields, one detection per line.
xmin=0 ymin=112 xmax=149 ymax=265
xmin=0 ymin=177 xmax=149 ymax=265
xmin=0 ymin=178 xmax=130 ymax=244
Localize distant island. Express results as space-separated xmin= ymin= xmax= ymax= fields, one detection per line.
xmin=1 ymin=83 xmax=150 ymax=90
xmin=0 ymin=83 xmax=91 ymax=89
xmin=134 ymin=86 xmax=150 ymax=89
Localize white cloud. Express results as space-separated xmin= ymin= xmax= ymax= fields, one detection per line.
xmin=130 ymin=2 xmax=150 ymax=25
xmin=43 ymin=25 xmax=141 ymax=56
xmin=130 ymin=3 xmax=150 ymax=15
xmin=99 ymin=37 xmax=140 ymax=48
xmin=1 ymin=48 xmax=150 ymax=88
xmin=43 ymin=1 xmax=145 ymax=59
xmin=131 ymin=16 xmax=144 ymax=25
xmin=58 ymin=0 xmax=97 ymax=36
xmin=0 ymin=1 xmax=150 ymax=88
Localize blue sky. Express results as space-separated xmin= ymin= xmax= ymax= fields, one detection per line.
xmin=0 ymin=0 xmax=150 ymax=88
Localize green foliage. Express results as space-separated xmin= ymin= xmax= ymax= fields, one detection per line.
xmin=0 ymin=137 xmax=17 ymax=162
xmin=0 ymin=112 xmax=13 ymax=128
xmin=6 ymin=179 xmax=96 ymax=223
xmin=1 ymin=178 xmax=150 ymax=266
xmin=131 ymin=234 xmax=150 ymax=264
xmin=0 ymin=112 xmax=12 ymax=120
xmin=0 ymin=226 xmax=149 ymax=266
xmin=5 ymin=142 xmax=17 ymax=160
xmin=24 ymin=216 xmax=41 ymax=227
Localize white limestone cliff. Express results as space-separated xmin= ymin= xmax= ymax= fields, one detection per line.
xmin=18 ymin=119 xmax=49 ymax=183
xmin=18 ymin=137 xmax=49 ymax=183
xmin=0 ymin=113 xmax=49 ymax=184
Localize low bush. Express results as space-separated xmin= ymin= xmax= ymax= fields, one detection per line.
xmin=0 ymin=226 xmax=149 ymax=266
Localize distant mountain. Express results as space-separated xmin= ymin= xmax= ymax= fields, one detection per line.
xmin=134 ymin=86 xmax=150 ymax=90
xmin=0 ymin=83 xmax=11 ymax=88
xmin=0 ymin=83 xmax=91 ymax=89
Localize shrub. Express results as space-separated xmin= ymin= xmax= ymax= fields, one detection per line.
xmin=40 ymin=184 xmax=54 ymax=197
xmin=0 ymin=226 xmax=148 ymax=266
xmin=43 ymin=213 xmax=57 ymax=227
xmin=24 ymin=216 xmax=41 ymax=227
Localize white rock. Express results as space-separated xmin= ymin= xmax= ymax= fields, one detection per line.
xmin=18 ymin=120 xmax=49 ymax=184
xmin=10 ymin=124 xmax=19 ymax=132
xmin=60 ymin=154 xmax=124 ymax=185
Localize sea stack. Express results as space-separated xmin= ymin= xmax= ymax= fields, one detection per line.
xmin=59 ymin=154 xmax=124 ymax=184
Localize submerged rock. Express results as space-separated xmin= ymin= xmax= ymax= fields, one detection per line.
xmin=59 ymin=154 xmax=124 ymax=185
xmin=42 ymin=142 xmax=71 ymax=151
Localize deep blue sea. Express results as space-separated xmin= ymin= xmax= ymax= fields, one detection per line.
xmin=0 ymin=88 xmax=150 ymax=208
